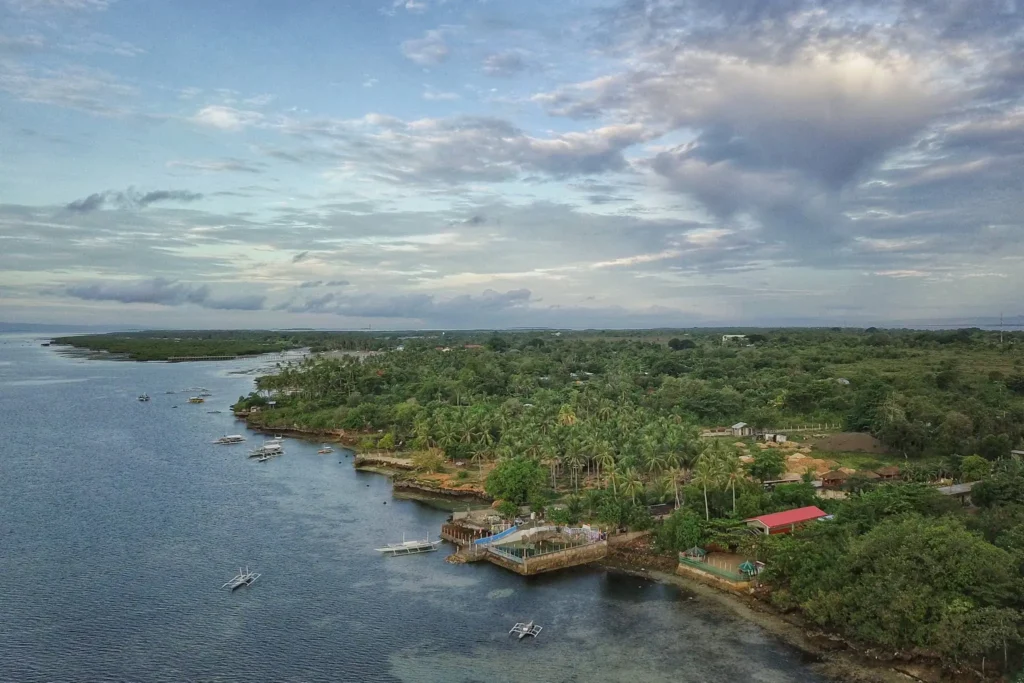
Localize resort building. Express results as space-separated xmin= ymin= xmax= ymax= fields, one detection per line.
xmin=745 ymin=506 xmax=828 ymax=535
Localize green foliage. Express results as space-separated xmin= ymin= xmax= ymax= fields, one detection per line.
xmin=960 ymin=454 xmax=991 ymax=482
xmin=655 ymin=509 xmax=705 ymax=553
xmin=411 ymin=449 xmax=445 ymax=473
xmin=667 ymin=337 xmax=696 ymax=350
xmin=972 ymin=460 xmax=1024 ymax=508
xmin=771 ymin=483 xmax=819 ymax=510
xmin=799 ymin=516 xmax=1019 ymax=654
xmin=377 ymin=432 xmax=396 ymax=450
xmin=496 ymin=500 xmax=519 ymax=520
xmin=485 ymin=457 xmax=545 ymax=505
xmin=762 ymin=473 xmax=1024 ymax=670
xmin=747 ymin=449 xmax=786 ymax=482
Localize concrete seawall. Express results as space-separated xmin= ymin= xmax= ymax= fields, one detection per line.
xmin=485 ymin=541 xmax=608 ymax=576
xmin=675 ymin=562 xmax=751 ymax=593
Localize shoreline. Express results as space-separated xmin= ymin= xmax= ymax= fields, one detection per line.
xmin=601 ymin=545 xmax=949 ymax=683
xmin=241 ymin=418 xmax=964 ymax=683
xmin=243 ymin=421 xmax=494 ymax=502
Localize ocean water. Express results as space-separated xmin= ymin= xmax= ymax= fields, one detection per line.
xmin=0 ymin=335 xmax=825 ymax=683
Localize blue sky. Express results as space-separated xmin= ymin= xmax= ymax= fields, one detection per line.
xmin=1 ymin=0 xmax=1023 ymax=329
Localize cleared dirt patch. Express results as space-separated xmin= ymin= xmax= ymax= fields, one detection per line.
xmin=812 ymin=432 xmax=889 ymax=454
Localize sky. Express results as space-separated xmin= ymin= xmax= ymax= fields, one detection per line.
xmin=1 ymin=0 xmax=1022 ymax=329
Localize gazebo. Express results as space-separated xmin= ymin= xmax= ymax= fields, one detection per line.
xmin=738 ymin=561 xmax=760 ymax=577
xmin=682 ymin=546 xmax=707 ymax=562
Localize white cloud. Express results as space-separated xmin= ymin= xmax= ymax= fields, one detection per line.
xmin=189 ymin=105 xmax=263 ymax=131
xmin=422 ymin=88 xmax=459 ymax=101
xmin=401 ymin=29 xmax=450 ymax=66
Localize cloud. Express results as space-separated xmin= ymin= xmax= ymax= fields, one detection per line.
xmin=482 ymin=50 xmax=529 ymax=77
xmin=0 ymin=62 xmax=134 ymax=116
xmin=189 ymin=105 xmax=263 ymax=131
xmin=279 ymin=287 xmax=533 ymax=323
xmin=167 ymin=159 xmax=264 ymax=174
xmin=64 ymin=278 xmax=265 ymax=311
xmin=423 ymin=88 xmax=459 ymax=101
xmin=278 ymin=114 xmax=654 ymax=184
xmin=65 ymin=188 xmax=203 ymax=213
xmin=401 ymin=29 xmax=450 ymax=66
xmin=298 ymin=280 xmax=322 ymax=288
xmin=5 ymin=0 xmax=111 ymax=11
xmin=292 ymin=251 xmax=310 ymax=263
xmin=0 ymin=33 xmax=46 ymax=54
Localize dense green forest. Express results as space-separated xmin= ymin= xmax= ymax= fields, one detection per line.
xmin=235 ymin=327 xmax=1024 ymax=675
xmin=241 ymin=328 xmax=1024 ymax=460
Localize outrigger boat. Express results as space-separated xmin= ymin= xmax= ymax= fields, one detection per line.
xmin=509 ymin=621 xmax=542 ymax=640
xmin=212 ymin=435 xmax=246 ymax=445
xmin=221 ymin=567 xmax=260 ymax=591
xmin=317 ymin=444 xmax=334 ymax=454
xmin=188 ymin=396 xmax=205 ymax=404
xmin=138 ymin=394 xmax=150 ymax=402
xmin=375 ymin=534 xmax=442 ymax=556
xmin=249 ymin=442 xmax=283 ymax=458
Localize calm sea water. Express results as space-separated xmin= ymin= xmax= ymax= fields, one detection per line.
xmin=0 ymin=335 xmax=825 ymax=683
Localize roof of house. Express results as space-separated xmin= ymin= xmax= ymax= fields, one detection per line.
xmin=875 ymin=466 xmax=901 ymax=476
xmin=746 ymin=505 xmax=828 ymax=529
xmin=731 ymin=422 xmax=748 ymax=429
xmin=937 ymin=482 xmax=978 ymax=496
xmin=858 ymin=470 xmax=881 ymax=479
xmin=822 ymin=470 xmax=849 ymax=480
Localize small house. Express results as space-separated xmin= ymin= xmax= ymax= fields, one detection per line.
xmin=937 ymin=481 xmax=977 ymax=506
xmin=875 ymin=466 xmax=901 ymax=480
xmin=821 ymin=470 xmax=849 ymax=489
xmin=745 ymin=506 xmax=828 ymax=535
xmin=731 ymin=422 xmax=752 ymax=437
xmin=722 ymin=334 xmax=747 ymax=345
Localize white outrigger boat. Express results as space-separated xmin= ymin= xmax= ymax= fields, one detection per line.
xmin=509 ymin=621 xmax=542 ymax=640
xmin=138 ymin=394 xmax=150 ymax=402
xmin=317 ymin=444 xmax=334 ymax=454
xmin=249 ymin=442 xmax=283 ymax=458
xmin=375 ymin=534 xmax=442 ymax=556
xmin=213 ymin=434 xmax=246 ymax=445
xmin=221 ymin=567 xmax=260 ymax=591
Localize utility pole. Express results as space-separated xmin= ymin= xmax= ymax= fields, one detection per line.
xmin=1000 ymin=312 xmax=1004 ymax=345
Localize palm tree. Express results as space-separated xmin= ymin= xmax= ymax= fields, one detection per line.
xmin=605 ymin=461 xmax=622 ymax=497
xmin=692 ymin=453 xmax=722 ymax=521
xmin=721 ymin=453 xmax=744 ymax=515
xmin=557 ymin=404 xmax=578 ymax=427
xmin=621 ymin=466 xmax=644 ymax=504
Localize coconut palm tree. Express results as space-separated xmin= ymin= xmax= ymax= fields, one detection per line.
xmin=621 ymin=466 xmax=644 ymax=504
xmin=692 ymin=453 xmax=722 ymax=521
xmin=721 ymin=452 xmax=744 ymax=515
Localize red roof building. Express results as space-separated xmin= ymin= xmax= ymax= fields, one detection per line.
xmin=745 ymin=506 xmax=827 ymax=535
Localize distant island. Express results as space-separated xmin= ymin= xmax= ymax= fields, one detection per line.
xmin=50 ymin=330 xmax=384 ymax=361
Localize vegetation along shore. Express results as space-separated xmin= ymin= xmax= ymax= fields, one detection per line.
xmin=68 ymin=327 xmax=1024 ymax=680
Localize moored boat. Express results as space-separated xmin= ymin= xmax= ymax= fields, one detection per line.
xmin=188 ymin=396 xmax=205 ymax=404
xmin=317 ymin=444 xmax=334 ymax=454
xmin=213 ymin=435 xmax=246 ymax=445
xmin=138 ymin=394 xmax=150 ymax=402
xmin=249 ymin=442 xmax=283 ymax=458
xmin=375 ymin=535 xmax=442 ymax=556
